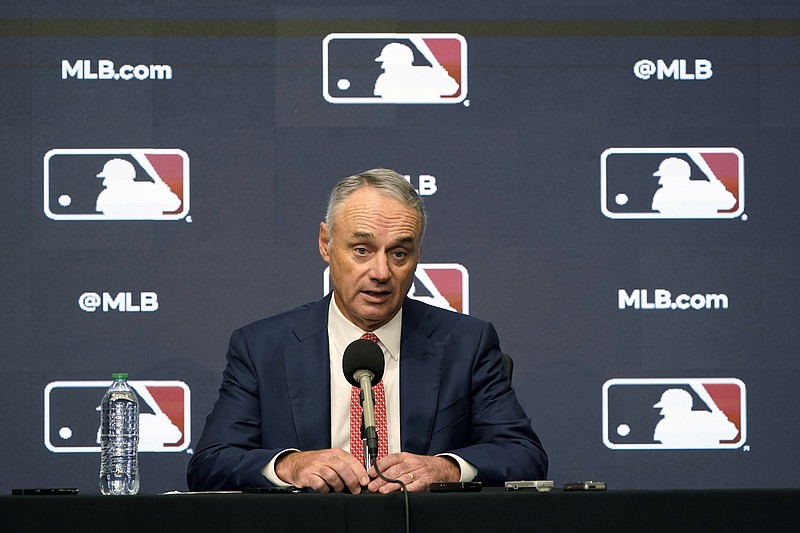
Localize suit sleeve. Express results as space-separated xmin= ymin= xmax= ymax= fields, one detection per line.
xmin=187 ymin=329 xmax=283 ymax=491
xmin=444 ymin=322 xmax=548 ymax=483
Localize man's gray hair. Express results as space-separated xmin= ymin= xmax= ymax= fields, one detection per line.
xmin=325 ymin=168 xmax=427 ymax=241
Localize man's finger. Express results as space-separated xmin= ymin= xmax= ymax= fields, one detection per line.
xmin=369 ymin=452 xmax=406 ymax=478
xmin=306 ymin=473 xmax=331 ymax=493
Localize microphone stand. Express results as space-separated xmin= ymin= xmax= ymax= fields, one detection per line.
xmin=358 ymin=375 xmax=379 ymax=470
xmin=359 ymin=389 xmax=372 ymax=471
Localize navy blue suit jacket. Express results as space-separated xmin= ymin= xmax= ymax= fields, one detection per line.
xmin=187 ymin=295 xmax=547 ymax=490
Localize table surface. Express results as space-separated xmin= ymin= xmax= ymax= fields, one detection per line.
xmin=2 ymin=488 xmax=798 ymax=533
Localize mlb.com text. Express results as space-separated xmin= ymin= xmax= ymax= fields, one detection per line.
xmin=619 ymin=289 xmax=729 ymax=310
xmin=62 ymin=59 xmax=172 ymax=81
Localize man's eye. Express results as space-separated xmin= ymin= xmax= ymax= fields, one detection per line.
xmin=392 ymin=251 xmax=408 ymax=259
xmin=354 ymin=247 xmax=368 ymax=255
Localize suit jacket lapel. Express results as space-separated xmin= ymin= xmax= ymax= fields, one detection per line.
xmin=399 ymin=298 xmax=445 ymax=454
xmin=283 ymin=295 xmax=332 ymax=451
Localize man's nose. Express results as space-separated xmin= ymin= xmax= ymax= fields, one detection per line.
xmin=369 ymin=254 xmax=391 ymax=282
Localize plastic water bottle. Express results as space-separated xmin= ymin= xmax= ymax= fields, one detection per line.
xmin=99 ymin=373 xmax=140 ymax=495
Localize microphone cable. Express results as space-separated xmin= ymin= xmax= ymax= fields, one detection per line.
xmin=372 ymin=459 xmax=410 ymax=533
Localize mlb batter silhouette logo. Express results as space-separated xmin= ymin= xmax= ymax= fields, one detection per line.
xmin=44 ymin=380 xmax=191 ymax=453
xmin=323 ymin=33 xmax=468 ymax=104
xmin=44 ymin=148 xmax=190 ymax=221
xmin=602 ymin=378 xmax=746 ymax=450
xmin=601 ymin=148 xmax=744 ymax=219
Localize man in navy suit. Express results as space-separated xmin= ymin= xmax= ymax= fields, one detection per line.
xmin=187 ymin=169 xmax=547 ymax=493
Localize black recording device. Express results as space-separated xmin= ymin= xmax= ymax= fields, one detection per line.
xmin=563 ymin=481 xmax=607 ymax=491
xmin=430 ymin=482 xmax=482 ymax=492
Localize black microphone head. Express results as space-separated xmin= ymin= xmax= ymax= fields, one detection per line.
xmin=342 ymin=339 xmax=385 ymax=387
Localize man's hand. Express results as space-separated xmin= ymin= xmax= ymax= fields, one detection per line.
xmin=367 ymin=453 xmax=460 ymax=493
xmin=274 ymin=449 xmax=370 ymax=493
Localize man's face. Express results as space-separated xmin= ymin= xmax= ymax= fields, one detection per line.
xmin=319 ymin=186 xmax=422 ymax=331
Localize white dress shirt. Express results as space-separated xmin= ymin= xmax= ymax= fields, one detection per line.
xmin=327 ymin=296 xmax=402 ymax=455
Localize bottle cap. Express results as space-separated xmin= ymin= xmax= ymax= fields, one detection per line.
xmin=111 ymin=372 xmax=129 ymax=380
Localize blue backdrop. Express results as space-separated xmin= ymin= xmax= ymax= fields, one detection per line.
xmin=1 ymin=1 xmax=798 ymax=493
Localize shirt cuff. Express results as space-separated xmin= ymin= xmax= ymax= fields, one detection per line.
xmin=436 ymin=453 xmax=477 ymax=482
xmin=261 ymin=448 xmax=300 ymax=487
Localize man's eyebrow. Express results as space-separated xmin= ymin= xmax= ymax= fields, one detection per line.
xmin=347 ymin=232 xmax=417 ymax=246
xmin=393 ymin=235 xmax=417 ymax=246
xmin=349 ymin=231 xmax=375 ymax=241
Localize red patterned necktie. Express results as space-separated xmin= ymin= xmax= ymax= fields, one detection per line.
xmin=349 ymin=332 xmax=388 ymax=467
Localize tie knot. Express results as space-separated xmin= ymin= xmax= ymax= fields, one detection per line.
xmin=361 ymin=332 xmax=380 ymax=344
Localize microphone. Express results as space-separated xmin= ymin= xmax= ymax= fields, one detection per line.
xmin=342 ymin=339 xmax=385 ymax=467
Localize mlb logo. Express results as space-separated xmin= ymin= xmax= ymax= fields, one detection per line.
xmin=602 ymin=378 xmax=747 ymax=450
xmin=324 ymin=263 xmax=469 ymax=314
xmin=323 ymin=33 xmax=468 ymax=104
xmin=44 ymin=148 xmax=190 ymax=221
xmin=601 ymin=148 xmax=744 ymax=219
xmin=44 ymin=380 xmax=191 ymax=453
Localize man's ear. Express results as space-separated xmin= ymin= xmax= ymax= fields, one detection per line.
xmin=318 ymin=222 xmax=331 ymax=262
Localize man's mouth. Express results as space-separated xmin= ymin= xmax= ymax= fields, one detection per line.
xmin=362 ymin=290 xmax=391 ymax=301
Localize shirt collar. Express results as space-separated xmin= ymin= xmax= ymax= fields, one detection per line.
xmin=328 ymin=296 xmax=401 ymax=361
